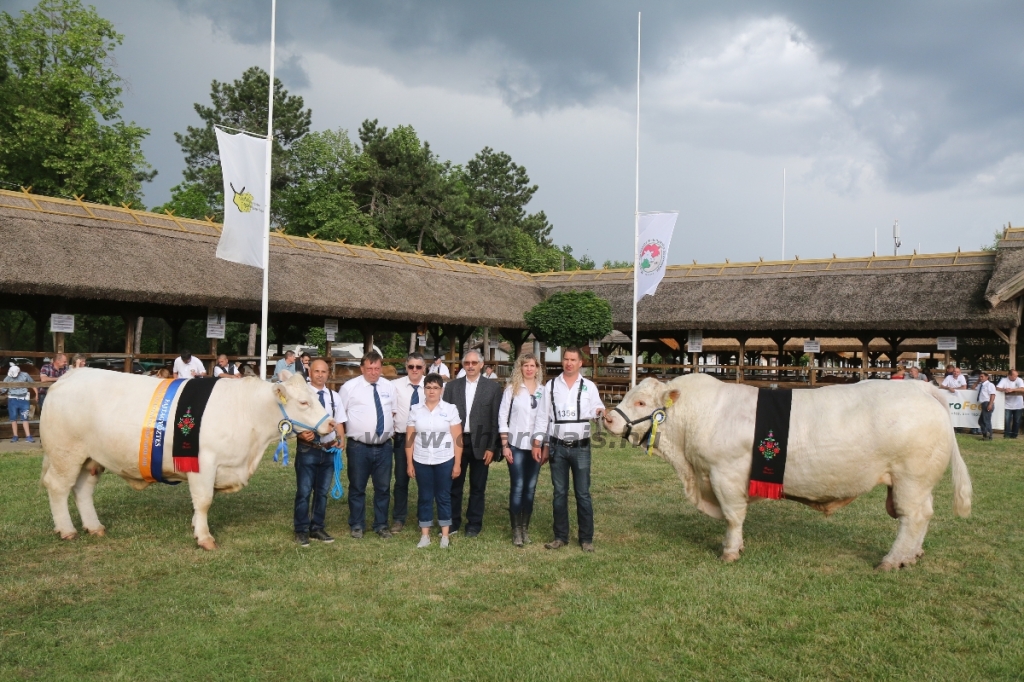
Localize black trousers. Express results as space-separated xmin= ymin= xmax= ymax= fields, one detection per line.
xmin=450 ymin=440 xmax=489 ymax=533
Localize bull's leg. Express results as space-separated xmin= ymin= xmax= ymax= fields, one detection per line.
xmin=710 ymin=471 xmax=747 ymax=562
xmin=72 ymin=462 xmax=105 ymax=536
xmin=878 ymin=484 xmax=934 ymax=571
xmin=41 ymin=454 xmax=82 ymax=540
xmin=188 ymin=471 xmax=218 ymax=550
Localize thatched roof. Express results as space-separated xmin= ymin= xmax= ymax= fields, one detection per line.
xmin=0 ymin=190 xmax=541 ymax=328
xmin=985 ymin=227 xmax=1024 ymax=306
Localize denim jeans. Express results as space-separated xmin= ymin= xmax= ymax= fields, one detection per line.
xmin=508 ymin=446 xmax=541 ymax=516
xmin=978 ymin=407 xmax=994 ymax=438
xmin=391 ymin=433 xmax=411 ymax=524
xmin=450 ymin=440 xmax=489 ymax=533
xmin=294 ymin=444 xmax=334 ymax=533
xmin=1005 ymin=408 xmax=1023 ymax=438
xmin=549 ymin=442 xmax=593 ymax=544
xmin=414 ymin=457 xmax=454 ymax=528
xmin=346 ymin=438 xmax=393 ymax=532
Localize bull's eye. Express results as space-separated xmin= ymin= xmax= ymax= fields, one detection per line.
xmin=299 ymin=401 xmax=309 ymax=407
xmin=636 ymin=400 xmax=645 ymax=407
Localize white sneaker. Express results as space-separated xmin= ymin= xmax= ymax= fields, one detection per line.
xmin=417 ymin=535 xmax=431 ymax=548
xmin=440 ymin=536 xmax=450 ymax=549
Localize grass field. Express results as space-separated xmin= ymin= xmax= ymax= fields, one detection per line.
xmin=1 ymin=435 xmax=1022 ymax=680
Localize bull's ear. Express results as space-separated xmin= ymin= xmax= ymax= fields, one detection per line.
xmin=278 ymin=369 xmax=293 ymax=381
xmin=662 ymin=388 xmax=680 ymax=408
xmin=273 ymin=383 xmax=288 ymax=404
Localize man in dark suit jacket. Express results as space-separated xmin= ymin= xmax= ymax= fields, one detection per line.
xmin=442 ymin=349 xmax=502 ymax=537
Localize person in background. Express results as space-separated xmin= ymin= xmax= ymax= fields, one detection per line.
xmin=71 ymin=354 xmax=87 ymax=368
xmin=890 ymin=365 xmax=906 ymax=380
xmin=429 ymin=355 xmax=450 ymax=379
xmin=389 ymin=352 xmax=427 ymax=534
xmin=997 ymin=368 xmax=1024 ymax=439
xmin=172 ymin=349 xmax=206 ymax=380
xmin=498 ymin=353 xmax=544 ymax=547
xmin=293 ymin=359 xmax=347 ymax=547
xmin=483 ymin=365 xmax=497 ymax=380
xmin=37 ymin=352 xmax=68 ymax=413
xmin=967 ymin=369 xmax=981 ymax=391
xmin=976 ymin=371 xmax=996 ymax=440
xmin=405 ymin=373 xmax=462 ymax=549
xmin=213 ymin=354 xmax=242 ymax=379
xmin=297 ymin=352 xmax=312 ymax=382
xmin=941 ymin=365 xmax=966 ymax=393
xmin=155 ymin=367 xmax=173 ymax=379
xmin=339 ymin=350 xmax=396 ymax=539
xmin=3 ymin=362 xmax=37 ymax=443
xmin=908 ymin=366 xmax=927 ymax=381
xmin=273 ymin=350 xmax=297 ymax=381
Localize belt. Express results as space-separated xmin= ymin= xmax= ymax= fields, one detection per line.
xmin=549 ymin=437 xmax=590 ymax=448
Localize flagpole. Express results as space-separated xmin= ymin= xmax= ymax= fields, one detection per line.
xmin=781 ymin=168 xmax=786 ymax=260
xmin=259 ymin=0 xmax=276 ymax=380
xmin=630 ymin=11 xmax=641 ymax=389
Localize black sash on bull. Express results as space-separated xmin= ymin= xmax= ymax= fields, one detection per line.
xmin=748 ymin=388 xmax=794 ymax=500
xmin=171 ymin=377 xmax=221 ymax=473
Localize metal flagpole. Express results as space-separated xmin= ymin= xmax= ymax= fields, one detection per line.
xmin=630 ymin=11 xmax=641 ymax=389
xmin=259 ymin=0 xmax=276 ymax=380
xmin=781 ymin=168 xmax=786 ymax=260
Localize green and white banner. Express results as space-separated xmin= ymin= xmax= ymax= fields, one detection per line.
xmin=635 ymin=211 xmax=678 ymax=302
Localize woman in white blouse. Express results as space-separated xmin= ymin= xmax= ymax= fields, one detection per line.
xmin=405 ymin=373 xmax=463 ymax=548
xmin=497 ymin=353 xmax=544 ymax=547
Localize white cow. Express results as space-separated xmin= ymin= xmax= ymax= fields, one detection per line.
xmin=603 ymin=375 xmax=972 ymax=570
xmin=40 ymin=369 xmax=334 ymax=549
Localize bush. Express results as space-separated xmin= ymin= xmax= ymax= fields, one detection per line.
xmin=524 ymin=291 xmax=613 ymax=350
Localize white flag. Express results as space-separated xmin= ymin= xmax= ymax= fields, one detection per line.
xmin=635 ymin=211 xmax=678 ymax=302
xmin=215 ymin=128 xmax=269 ymax=268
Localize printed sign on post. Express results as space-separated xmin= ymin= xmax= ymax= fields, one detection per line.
xmin=324 ymin=318 xmax=338 ymax=342
xmin=937 ymin=336 xmax=958 ymax=351
xmin=803 ymin=340 xmax=821 ymax=354
xmin=687 ymin=330 xmax=703 ymax=354
xmin=206 ymin=309 xmax=226 ymax=339
xmin=417 ymin=335 xmax=427 ymax=347
xmin=50 ymin=314 xmax=75 ymax=334
xmin=538 ymin=342 xmax=547 ymax=353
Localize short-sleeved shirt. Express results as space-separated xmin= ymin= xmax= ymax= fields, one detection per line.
xmin=997 ymin=377 xmax=1024 ymax=410
xmin=977 ymin=380 xmax=996 ymax=404
xmin=38 ymin=362 xmax=67 ymax=396
xmin=429 ymin=362 xmax=450 ymax=378
xmin=213 ymin=363 xmax=239 ymax=378
xmin=339 ymin=375 xmax=395 ymax=444
xmin=173 ymin=356 xmax=206 ymax=380
xmin=942 ymin=374 xmax=967 ymax=390
xmin=408 ymin=400 xmax=461 ymax=465
xmin=2 ymin=372 xmax=33 ymax=399
xmin=307 ymin=384 xmax=347 ymax=446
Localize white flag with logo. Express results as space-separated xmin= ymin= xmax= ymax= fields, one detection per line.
xmin=215 ymin=128 xmax=269 ymax=268
xmin=635 ymin=211 xmax=678 ymax=302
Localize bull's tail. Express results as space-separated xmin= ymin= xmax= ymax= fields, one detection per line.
xmin=949 ymin=430 xmax=972 ymax=518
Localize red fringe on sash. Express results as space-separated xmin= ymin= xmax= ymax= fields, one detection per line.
xmin=748 ymin=480 xmax=783 ymax=500
xmin=173 ymin=457 xmax=201 ymax=473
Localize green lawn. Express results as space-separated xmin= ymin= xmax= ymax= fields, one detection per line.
xmin=1 ymin=436 xmax=1022 ymax=680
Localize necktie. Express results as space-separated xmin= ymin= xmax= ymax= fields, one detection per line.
xmin=411 ymin=384 xmax=420 ymax=407
xmin=372 ymin=383 xmax=384 ymax=436
xmin=318 ymin=390 xmax=326 ymax=408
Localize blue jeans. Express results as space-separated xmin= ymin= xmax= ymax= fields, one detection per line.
xmin=392 ymin=434 xmax=411 ymax=524
xmin=508 ymin=446 xmax=541 ymax=516
xmin=1005 ymin=409 xmax=1023 ymax=438
xmin=294 ymin=445 xmax=334 ymax=533
xmin=549 ymin=442 xmax=593 ymax=544
xmin=346 ymin=439 xmax=393 ymax=532
xmin=978 ymin=407 xmax=994 ymax=438
xmin=414 ymin=458 xmax=454 ymax=528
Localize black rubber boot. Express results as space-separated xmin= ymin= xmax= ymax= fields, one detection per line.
xmin=521 ymin=511 xmax=532 ymax=545
xmin=511 ymin=512 xmax=523 ymax=547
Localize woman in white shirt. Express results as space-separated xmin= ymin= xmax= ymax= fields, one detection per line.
xmin=497 ymin=353 xmax=544 ymax=547
xmin=405 ymin=373 xmax=463 ymax=548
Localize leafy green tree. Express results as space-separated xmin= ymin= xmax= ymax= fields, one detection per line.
xmin=0 ymin=0 xmax=154 ymax=205
xmin=524 ymin=291 xmax=613 ymax=350
xmin=153 ymin=182 xmax=215 ymax=220
xmin=169 ymin=66 xmax=311 ymax=221
xmin=603 ymin=259 xmax=632 ymax=269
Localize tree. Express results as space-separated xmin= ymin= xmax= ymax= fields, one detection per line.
xmin=0 ymin=0 xmax=154 ymax=205
xmin=603 ymin=259 xmax=632 ymax=269
xmin=524 ymin=291 xmax=613 ymax=350
xmin=167 ymin=66 xmax=311 ymax=221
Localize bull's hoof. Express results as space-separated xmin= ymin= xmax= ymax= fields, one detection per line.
xmin=876 ymin=562 xmax=896 ymax=572
xmin=59 ymin=531 xmax=78 ymax=541
xmin=87 ymin=527 xmax=106 ymax=537
xmin=721 ymin=551 xmax=741 ymax=563
xmin=197 ymin=538 xmax=218 ymax=551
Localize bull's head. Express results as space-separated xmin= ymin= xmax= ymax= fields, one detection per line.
xmin=273 ymin=372 xmax=336 ymax=437
xmin=603 ymin=377 xmax=680 ymax=448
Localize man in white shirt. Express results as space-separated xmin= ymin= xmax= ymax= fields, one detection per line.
xmin=212 ymin=354 xmax=241 ymax=379
xmin=941 ymin=365 xmax=966 ymax=393
xmin=976 ymin=371 xmax=996 ymax=440
xmin=172 ymin=349 xmax=207 ymax=380
xmin=294 ymin=359 xmax=347 ymax=546
xmin=429 ymin=356 xmax=450 ymax=378
xmin=339 ymin=350 xmax=396 ymax=539
xmin=389 ymin=352 xmax=427 ymax=533
xmin=997 ymin=368 xmax=1024 ymax=438
xmin=532 ymin=347 xmax=605 ymax=552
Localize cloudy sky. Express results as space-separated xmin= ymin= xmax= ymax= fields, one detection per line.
xmin=7 ymin=0 xmax=1024 ymax=265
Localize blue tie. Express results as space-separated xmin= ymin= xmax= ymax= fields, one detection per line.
xmin=372 ymin=383 xmax=384 ymax=436
xmin=318 ymin=390 xmax=326 ymax=408
xmin=410 ymin=384 xmax=420 ymax=407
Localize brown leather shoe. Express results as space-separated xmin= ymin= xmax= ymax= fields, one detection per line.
xmin=544 ymin=539 xmax=567 ymax=550
xmin=580 ymin=542 xmax=595 ymax=553
xmin=389 ymin=521 xmax=404 ymax=534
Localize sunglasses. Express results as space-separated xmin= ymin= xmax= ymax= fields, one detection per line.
xmin=406 ymin=364 xmax=425 ymax=370
xmin=464 ymin=361 xmax=481 ymax=366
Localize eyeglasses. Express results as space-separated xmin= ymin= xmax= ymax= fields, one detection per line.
xmin=464 ymin=361 xmax=481 ymax=366
xmin=406 ymin=364 xmax=424 ymax=370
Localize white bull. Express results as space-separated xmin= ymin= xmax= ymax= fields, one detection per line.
xmin=40 ymin=369 xmax=334 ymax=549
xmin=603 ymin=375 xmax=972 ymax=570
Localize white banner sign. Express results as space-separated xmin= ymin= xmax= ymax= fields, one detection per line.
xmin=417 ymin=334 xmax=427 ymax=347
xmin=206 ymin=309 xmax=226 ymax=339
xmin=803 ymin=340 xmax=821 ymax=354
xmin=937 ymin=336 xmax=958 ymax=351
xmin=635 ymin=211 xmax=679 ymax=302
xmin=324 ymin=318 xmax=338 ymax=342
xmin=687 ymin=330 xmax=703 ymax=354
xmin=215 ymin=128 xmax=270 ymax=268
xmin=946 ymin=389 xmax=1004 ymax=430
xmin=50 ymin=314 xmax=74 ymax=333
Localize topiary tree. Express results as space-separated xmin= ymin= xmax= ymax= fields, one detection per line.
xmin=524 ymin=291 xmax=613 ymax=351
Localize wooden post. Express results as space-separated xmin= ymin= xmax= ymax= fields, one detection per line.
xmin=362 ymin=328 xmax=374 ymax=355
xmin=808 ymin=352 xmax=816 ymax=386
xmin=449 ymin=336 xmax=458 ymax=376
xmin=737 ymin=338 xmax=747 ymax=383
xmin=247 ymin=323 xmax=258 ymax=357
xmin=1010 ymin=326 xmax=1018 ymax=371
xmin=861 ymin=338 xmax=871 ymax=380
xmin=55 ymin=332 xmax=65 ymax=354
xmin=208 ymin=337 xmax=218 ymax=375
xmin=134 ymin=317 xmax=144 ymax=355
xmin=123 ymin=316 xmax=135 ymax=373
